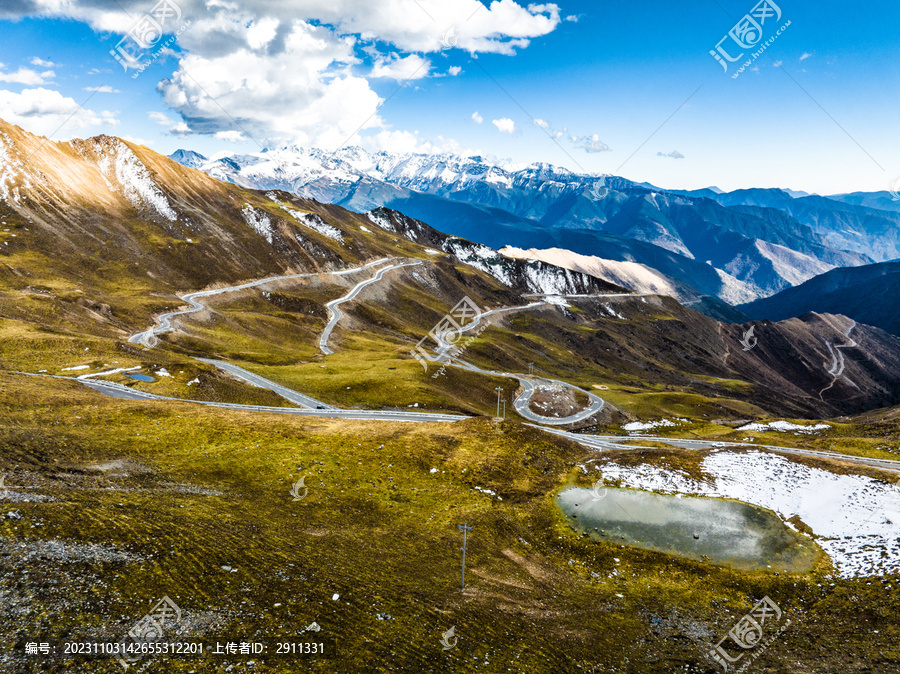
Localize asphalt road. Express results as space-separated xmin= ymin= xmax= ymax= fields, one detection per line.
xmin=429 ymin=300 xmax=609 ymax=425
xmin=128 ymin=258 xmax=394 ymax=347
xmin=193 ymin=358 xmax=335 ymax=409
xmin=17 ymin=372 xmax=467 ymax=423
xmin=534 ymin=426 xmax=900 ymax=475
xmin=319 ymin=259 xmax=423 ymax=355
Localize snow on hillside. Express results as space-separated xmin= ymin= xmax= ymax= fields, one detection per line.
xmin=737 ymin=421 xmax=831 ymax=433
xmin=287 ymin=211 xmax=344 ymax=243
xmin=241 ymin=205 xmax=274 ymax=244
xmin=263 ymin=192 xmax=343 ymax=242
xmin=443 ymin=239 xmax=512 ymax=285
xmin=94 ymin=140 xmax=177 ymax=221
xmin=441 ymin=238 xmax=608 ymax=295
xmin=366 ymin=210 xmax=395 ymax=232
xmin=593 ymin=450 xmax=900 ymax=578
xmin=521 ymin=265 xmax=585 ymax=295
xmin=501 ymin=246 xmax=684 ymax=300
xmin=0 ymin=132 xmax=30 ymax=205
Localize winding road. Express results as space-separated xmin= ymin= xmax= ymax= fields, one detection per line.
xmin=128 ymin=258 xmax=394 ymax=348
xmin=119 ymin=256 xmax=610 ymax=425
xmin=819 ymin=319 xmax=859 ymax=399
xmin=19 ymin=257 xmax=900 ymax=476
xmin=117 ymin=263 xmax=648 ymax=425
xmin=428 ymin=301 xmax=608 ymax=425
xmin=319 ymin=260 xmax=423 ymax=355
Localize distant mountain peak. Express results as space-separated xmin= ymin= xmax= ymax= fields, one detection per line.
xmin=168 ymin=149 xmax=208 ymax=169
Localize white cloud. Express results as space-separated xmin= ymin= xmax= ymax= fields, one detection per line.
xmin=492 ymin=117 xmax=516 ymax=134
xmin=572 ymin=133 xmax=610 ymax=153
xmin=84 ymin=85 xmax=120 ymax=93
xmin=0 ymin=63 xmax=55 ymax=85
xmin=214 ymin=130 xmax=247 ymax=143
xmin=170 ymin=122 xmax=192 ymax=136
xmin=800 ymin=52 xmax=811 ymax=61
xmin=149 ymin=112 xmax=172 ymax=126
xmin=657 ymin=150 xmax=685 ymax=159
xmin=371 ymin=53 xmax=431 ymax=81
xmin=361 ymin=129 xmax=468 ymax=156
xmin=448 ymin=66 xmax=462 ymax=77
xmin=0 ymin=87 xmax=118 ymax=137
xmin=4 ymin=1 xmax=562 ymax=147
xmin=533 ymin=118 xmax=549 ymax=129
xmin=7 ymin=1 xmax=561 ymax=55
xmin=773 ymin=60 xmax=783 ymax=67
xmin=159 ymin=17 xmax=382 ymax=148
xmin=471 ymin=111 xmax=483 ymax=124
xmin=30 ymin=57 xmax=57 ymax=68
xmin=565 ymin=14 xmax=581 ymax=22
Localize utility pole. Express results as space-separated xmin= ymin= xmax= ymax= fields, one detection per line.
xmin=494 ymin=387 xmax=503 ymax=419
xmin=528 ymin=362 xmax=534 ymax=375
xmin=458 ymin=522 xmax=473 ymax=591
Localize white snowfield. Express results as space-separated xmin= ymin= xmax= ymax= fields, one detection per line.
xmin=241 ymin=204 xmax=275 ymax=244
xmin=288 ymin=211 xmax=344 ymax=243
xmin=595 ymin=450 xmax=900 ymax=578
xmin=95 ymin=140 xmax=178 ymax=222
xmin=0 ymin=132 xmax=30 ymax=205
xmin=737 ymin=421 xmax=831 ymax=433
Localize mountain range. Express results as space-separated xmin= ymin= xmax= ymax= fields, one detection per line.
xmin=170 ymin=146 xmax=895 ymax=312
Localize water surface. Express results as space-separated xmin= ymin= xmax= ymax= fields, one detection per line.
xmin=557 ymin=487 xmax=819 ymax=572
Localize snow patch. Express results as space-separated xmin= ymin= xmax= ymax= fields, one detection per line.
xmin=0 ymin=132 xmax=30 ymax=205
xmin=597 ymin=450 xmax=900 ymax=578
xmin=738 ymin=421 xmax=831 ymax=434
xmin=95 ymin=140 xmax=177 ymax=221
xmin=366 ymin=210 xmax=395 ymax=232
xmin=287 ymin=210 xmax=344 ymax=242
xmin=241 ymin=205 xmax=275 ymax=244
xmin=621 ymin=419 xmax=687 ymax=432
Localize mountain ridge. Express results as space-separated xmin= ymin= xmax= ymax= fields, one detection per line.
xmin=172 ymin=145 xmax=880 ymax=306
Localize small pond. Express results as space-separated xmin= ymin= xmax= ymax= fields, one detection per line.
xmin=127 ymin=373 xmax=155 ymax=383
xmin=557 ymin=487 xmax=820 ymax=572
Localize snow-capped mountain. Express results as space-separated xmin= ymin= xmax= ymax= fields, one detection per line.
xmin=172 ymin=146 xmax=879 ymax=306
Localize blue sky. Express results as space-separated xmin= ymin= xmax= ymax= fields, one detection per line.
xmin=0 ymin=0 xmax=897 ymax=194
